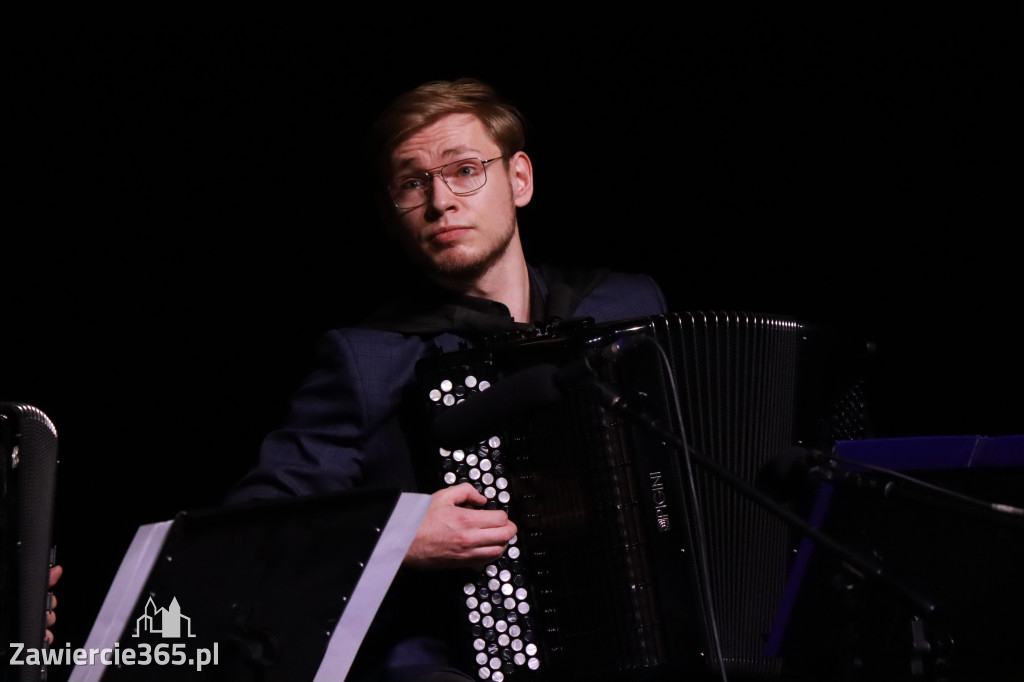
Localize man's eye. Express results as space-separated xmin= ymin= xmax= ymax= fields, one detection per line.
xmin=399 ymin=176 xmax=426 ymax=191
xmin=452 ymin=162 xmax=479 ymax=178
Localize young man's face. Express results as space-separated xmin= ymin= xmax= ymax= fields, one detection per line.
xmin=385 ymin=113 xmax=532 ymax=283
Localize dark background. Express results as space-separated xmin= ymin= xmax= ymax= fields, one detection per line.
xmin=5 ymin=5 xmax=1022 ymax=678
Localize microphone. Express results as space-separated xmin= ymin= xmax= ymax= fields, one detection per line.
xmin=757 ymin=447 xmax=1024 ymax=526
xmin=755 ymin=446 xmax=822 ymax=501
xmin=757 ymin=446 xmax=896 ymax=502
xmin=430 ymin=335 xmax=651 ymax=446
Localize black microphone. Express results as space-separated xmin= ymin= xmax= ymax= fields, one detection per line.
xmin=755 ymin=446 xmax=825 ymax=501
xmin=758 ymin=447 xmax=1024 ymax=526
xmin=757 ymin=446 xmax=891 ymax=500
xmin=430 ymin=335 xmax=651 ymax=446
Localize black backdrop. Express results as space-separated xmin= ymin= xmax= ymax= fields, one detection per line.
xmin=5 ymin=6 xmax=1022 ymax=678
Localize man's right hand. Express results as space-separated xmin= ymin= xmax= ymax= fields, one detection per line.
xmin=403 ymin=482 xmax=517 ymax=570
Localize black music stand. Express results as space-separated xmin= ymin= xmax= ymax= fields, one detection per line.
xmin=766 ymin=435 xmax=1024 ymax=682
xmin=68 ymin=488 xmax=430 ymax=682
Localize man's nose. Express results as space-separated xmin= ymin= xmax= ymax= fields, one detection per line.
xmin=425 ymin=173 xmax=454 ymax=211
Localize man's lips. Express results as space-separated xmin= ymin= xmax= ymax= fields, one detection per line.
xmin=428 ymin=226 xmax=471 ymax=245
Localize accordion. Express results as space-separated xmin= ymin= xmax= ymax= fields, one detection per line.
xmin=1 ymin=402 xmax=59 ymax=682
xmin=413 ymin=312 xmax=871 ymax=681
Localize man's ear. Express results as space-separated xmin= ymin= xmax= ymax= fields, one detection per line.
xmin=510 ymin=151 xmax=534 ymax=208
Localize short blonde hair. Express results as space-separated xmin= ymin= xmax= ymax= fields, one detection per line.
xmin=370 ymin=78 xmax=527 ymax=184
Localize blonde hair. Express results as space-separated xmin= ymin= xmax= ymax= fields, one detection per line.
xmin=370 ymin=78 xmax=526 ymax=183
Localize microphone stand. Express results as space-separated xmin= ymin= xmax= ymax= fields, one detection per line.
xmin=577 ymin=375 xmax=939 ymax=620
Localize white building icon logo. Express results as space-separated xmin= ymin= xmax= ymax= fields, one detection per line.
xmin=132 ymin=596 xmax=196 ymax=638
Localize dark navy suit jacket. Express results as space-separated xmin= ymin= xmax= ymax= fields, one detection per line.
xmin=226 ymin=263 xmax=670 ymax=681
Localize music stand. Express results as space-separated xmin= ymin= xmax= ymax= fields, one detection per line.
xmin=68 ymin=488 xmax=430 ymax=682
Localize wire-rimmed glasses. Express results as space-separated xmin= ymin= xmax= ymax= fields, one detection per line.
xmin=387 ymin=156 xmax=503 ymax=209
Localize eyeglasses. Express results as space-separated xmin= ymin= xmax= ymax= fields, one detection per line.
xmin=387 ymin=156 xmax=502 ymax=209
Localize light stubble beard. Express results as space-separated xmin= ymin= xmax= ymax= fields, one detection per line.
xmin=420 ymin=214 xmax=518 ymax=287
